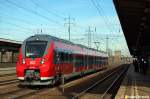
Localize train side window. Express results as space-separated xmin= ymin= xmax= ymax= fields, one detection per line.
xmin=86 ymin=56 xmax=88 ymax=66
xmin=69 ymin=54 xmax=73 ymax=63
xmin=83 ymin=55 xmax=86 ymax=66
xmin=81 ymin=55 xmax=84 ymax=66
xmin=54 ymin=51 xmax=57 ymax=64
xmin=88 ymin=56 xmax=90 ymax=66
xmin=63 ymin=53 xmax=67 ymax=63
xmin=64 ymin=53 xmax=69 ymax=63
xmin=98 ymin=57 xmax=100 ymax=64
xmin=96 ymin=57 xmax=98 ymax=65
xmin=75 ymin=55 xmax=81 ymax=67
xmin=54 ymin=51 xmax=73 ymax=64
xmin=60 ymin=52 xmax=69 ymax=63
xmin=75 ymin=55 xmax=78 ymax=66
xmin=60 ymin=52 xmax=65 ymax=63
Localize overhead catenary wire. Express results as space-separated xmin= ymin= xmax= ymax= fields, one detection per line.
xmin=1 ymin=0 xmax=91 ymax=38
xmin=0 ymin=2 xmax=62 ymax=26
xmin=96 ymin=0 xmax=124 ymax=39
xmin=94 ymin=0 xmax=116 ymax=32
xmin=90 ymin=0 xmax=113 ymax=34
xmin=0 ymin=9 xmax=48 ymax=26
xmin=1 ymin=21 xmax=33 ymax=33
xmin=0 ymin=12 xmax=66 ymax=36
xmin=0 ymin=0 xmax=66 ymax=35
xmin=30 ymin=0 xmax=87 ymax=36
xmin=0 ymin=14 xmax=32 ymax=25
xmin=5 ymin=0 xmax=63 ymax=26
xmin=30 ymin=0 xmax=65 ymax=19
xmin=90 ymin=0 xmax=124 ymax=52
xmin=98 ymin=0 xmax=123 ymax=30
xmin=0 ymin=17 xmax=66 ymax=36
xmin=0 ymin=14 xmax=33 ymax=35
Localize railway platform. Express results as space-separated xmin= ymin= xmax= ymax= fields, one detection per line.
xmin=0 ymin=67 xmax=16 ymax=76
xmin=0 ymin=63 xmax=16 ymax=75
xmin=115 ymin=64 xmax=150 ymax=99
xmin=0 ymin=63 xmax=16 ymax=68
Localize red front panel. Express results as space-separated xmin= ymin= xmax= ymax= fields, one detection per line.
xmin=16 ymin=41 xmax=56 ymax=79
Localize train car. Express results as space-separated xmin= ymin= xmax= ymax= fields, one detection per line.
xmin=16 ymin=34 xmax=108 ymax=85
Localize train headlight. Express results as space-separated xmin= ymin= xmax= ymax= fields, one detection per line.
xmin=41 ymin=58 xmax=45 ymax=64
xmin=22 ymin=58 xmax=25 ymax=64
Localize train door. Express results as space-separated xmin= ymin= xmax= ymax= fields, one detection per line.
xmin=54 ymin=50 xmax=61 ymax=75
xmin=73 ymin=54 xmax=76 ymax=72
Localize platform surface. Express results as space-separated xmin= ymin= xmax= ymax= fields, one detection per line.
xmin=0 ymin=67 xmax=16 ymax=75
xmin=0 ymin=63 xmax=16 ymax=68
xmin=115 ymin=64 xmax=150 ymax=99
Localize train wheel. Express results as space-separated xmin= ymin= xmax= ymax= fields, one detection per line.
xmin=80 ymin=72 xmax=84 ymax=77
xmin=51 ymin=79 xmax=55 ymax=86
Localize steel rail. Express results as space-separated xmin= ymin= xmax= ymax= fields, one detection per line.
xmin=72 ymin=66 xmax=126 ymax=99
xmin=100 ymin=66 xmax=128 ymax=99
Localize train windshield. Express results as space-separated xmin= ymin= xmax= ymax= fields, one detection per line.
xmin=26 ymin=41 xmax=47 ymax=58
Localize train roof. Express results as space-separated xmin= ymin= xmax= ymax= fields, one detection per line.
xmin=25 ymin=34 xmax=108 ymax=57
xmin=25 ymin=34 xmax=73 ymax=44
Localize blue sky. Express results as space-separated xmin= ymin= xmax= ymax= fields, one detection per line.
xmin=0 ymin=0 xmax=130 ymax=56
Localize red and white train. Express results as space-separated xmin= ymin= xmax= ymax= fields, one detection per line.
xmin=16 ymin=34 xmax=108 ymax=85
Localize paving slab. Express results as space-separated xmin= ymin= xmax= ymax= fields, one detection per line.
xmin=115 ymin=64 xmax=150 ymax=99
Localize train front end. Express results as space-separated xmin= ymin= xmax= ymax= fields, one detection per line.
xmin=16 ymin=35 xmax=55 ymax=85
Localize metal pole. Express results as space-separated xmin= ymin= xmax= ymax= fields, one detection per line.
xmin=12 ymin=51 xmax=14 ymax=63
xmin=64 ymin=16 xmax=75 ymax=41
xmin=86 ymin=26 xmax=94 ymax=48
xmin=68 ymin=16 xmax=70 ymax=41
xmin=62 ymin=75 xmax=65 ymax=93
xmin=0 ymin=52 xmax=2 ymax=62
xmin=106 ymin=36 xmax=109 ymax=53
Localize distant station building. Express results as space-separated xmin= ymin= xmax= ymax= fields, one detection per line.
xmin=114 ymin=50 xmax=121 ymax=64
xmin=0 ymin=38 xmax=21 ymax=63
xmin=113 ymin=50 xmax=132 ymax=64
xmin=108 ymin=49 xmax=115 ymax=65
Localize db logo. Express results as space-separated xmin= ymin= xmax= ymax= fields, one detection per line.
xmin=30 ymin=61 xmax=36 ymax=65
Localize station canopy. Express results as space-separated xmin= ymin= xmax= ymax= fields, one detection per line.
xmin=0 ymin=38 xmax=21 ymax=52
xmin=113 ymin=0 xmax=150 ymax=57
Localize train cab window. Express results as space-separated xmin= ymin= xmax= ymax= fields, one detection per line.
xmin=26 ymin=41 xmax=47 ymax=58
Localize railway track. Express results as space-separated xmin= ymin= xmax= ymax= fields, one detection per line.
xmin=72 ymin=65 xmax=129 ymax=99
xmin=0 ymin=79 xmax=18 ymax=86
xmin=0 ymin=74 xmax=17 ymax=86
xmin=0 ymin=86 xmax=48 ymax=99
xmin=0 ymin=64 xmax=129 ymax=99
xmin=99 ymin=66 xmax=128 ymax=99
xmin=14 ymin=64 xmax=127 ymax=99
xmin=0 ymin=73 xmax=16 ymax=77
xmin=0 ymin=67 xmax=16 ymax=76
